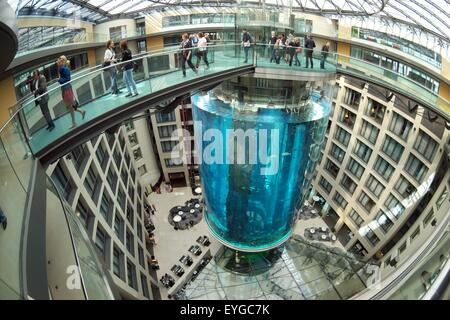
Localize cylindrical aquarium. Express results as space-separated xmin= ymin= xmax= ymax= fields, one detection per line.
xmin=192 ymin=77 xmax=332 ymax=251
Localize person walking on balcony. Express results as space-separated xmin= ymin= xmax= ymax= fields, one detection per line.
xmin=0 ymin=207 xmax=7 ymax=230
xmin=32 ymin=70 xmax=55 ymax=131
xmin=305 ymin=35 xmax=316 ymax=69
xmin=268 ymin=31 xmax=277 ymax=63
xmin=320 ymin=41 xmax=330 ymax=69
xmin=196 ymin=32 xmax=210 ymax=70
xmin=120 ymin=40 xmax=139 ymax=97
xmin=180 ymin=33 xmax=198 ymax=77
xmin=242 ymin=29 xmax=252 ymax=63
xmin=57 ymin=55 xmax=86 ymax=129
xmin=104 ymin=40 xmax=122 ymax=96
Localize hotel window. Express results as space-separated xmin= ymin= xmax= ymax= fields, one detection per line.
xmin=106 ymin=131 xmax=116 ymax=149
xmin=382 ymin=136 xmax=404 ymax=163
xmin=165 ymin=158 xmax=183 ymax=168
xmin=71 ymin=144 xmax=88 ymax=172
xmin=423 ymin=209 xmax=434 ymax=227
xmin=395 ymin=175 xmax=416 ymax=199
xmin=414 ymin=130 xmax=438 ymax=163
xmin=131 ymin=167 xmax=136 ymax=182
xmin=349 ymin=209 xmax=364 ymax=227
xmin=319 ymin=176 xmax=332 ymax=194
xmin=365 ymin=174 xmax=384 ymax=198
xmin=95 ymin=227 xmax=107 ymax=259
xmin=84 ymin=165 xmax=99 ymax=195
xmin=161 ymin=140 xmax=178 ymax=153
xmin=114 ymin=214 xmax=124 ymax=243
xmin=338 ymin=107 xmax=356 ymax=130
xmin=156 ymin=111 xmax=176 ymax=123
xmin=124 ymin=120 xmax=134 ymax=132
xmin=404 ymin=154 xmax=428 ymax=183
xmin=330 ymin=143 xmax=345 ymax=163
xmin=126 ymin=230 xmax=134 ymax=255
xmin=133 ymin=148 xmax=143 ymax=161
xmin=343 ymin=88 xmax=361 ymax=109
xmin=436 ymin=188 xmax=448 ymax=210
xmin=333 ymin=191 xmax=348 ymax=209
xmin=389 ymin=112 xmax=412 ymax=141
xmin=107 ymin=167 xmax=118 ymax=192
xmin=126 ymin=204 xmax=134 ymax=225
xmin=359 ymin=120 xmax=379 ymax=145
xmin=76 ymin=200 xmax=92 ymax=229
xmin=325 ymin=159 xmax=340 ymax=178
xmin=347 ymin=158 xmax=364 ymax=179
xmin=119 ymin=134 xmax=125 ymax=150
xmin=375 ymin=210 xmax=394 ymax=234
xmin=334 ymin=126 xmax=351 ymax=147
xmin=358 ymin=192 xmax=375 ymax=213
xmin=138 ymin=247 xmax=145 ymax=268
xmin=366 ymin=98 xmax=385 ymax=124
xmin=126 ymin=261 xmax=136 ymax=289
xmin=121 ymin=166 xmax=128 ymax=186
xmin=113 ymin=147 xmax=122 ymax=169
xmin=100 ymin=192 xmax=111 ymax=222
xmin=410 ymin=227 xmax=420 ymax=242
xmin=113 ymin=247 xmax=123 ymax=278
xmin=141 ymin=274 xmax=150 ymax=299
xmin=96 ymin=142 xmax=108 ymax=167
xmin=51 ymin=164 xmax=73 ymax=201
xmin=353 ymin=140 xmax=372 ymax=163
xmin=138 ymin=164 xmax=147 ymax=176
xmin=137 ymin=221 xmax=143 ymax=241
xmin=373 ymin=156 xmax=394 ymax=181
xmin=341 ymin=174 xmax=357 ymax=195
xmin=364 ymin=226 xmax=380 ymax=247
xmin=125 ymin=151 xmax=131 ymax=168
xmin=128 ymin=184 xmax=135 ymax=204
xmin=385 ymin=194 xmax=405 ymax=219
xmin=158 ymin=125 xmax=177 ymax=138
xmin=129 ymin=133 xmax=138 ymax=147
xmin=118 ymin=187 xmax=126 ymax=212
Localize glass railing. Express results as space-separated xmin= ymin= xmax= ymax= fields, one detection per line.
xmin=388 ymin=230 xmax=450 ymax=300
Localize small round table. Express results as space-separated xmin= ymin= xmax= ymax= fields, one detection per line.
xmin=321 ymin=227 xmax=327 ymax=232
xmin=331 ymin=235 xmax=337 ymax=241
xmin=313 ymin=196 xmax=320 ymax=202
xmin=321 ymin=234 xmax=327 ymax=240
xmin=309 ymin=228 xmax=316 ymax=234
xmin=190 ymin=209 xmax=195 ymax=214
xmin=194 ymin=187 xmax=202 ymax=194
xmin=194 ymin=203 xmax=200 ymax=209
xmin=173 ymin=215 xmax=182 ymax=223
xmin=178 ymin=211 xmax=185 ymax=216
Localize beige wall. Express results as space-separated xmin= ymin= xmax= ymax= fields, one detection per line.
xmin=0 ymin=76 xmax=18 ymax=124
xmin=94 ymin=19 xmax=137 ymax=39
xmin=146 ymin=36 xmax=164 ymax=52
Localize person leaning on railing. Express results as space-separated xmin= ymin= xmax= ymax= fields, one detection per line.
xmin=241 ymin=29 xmax=252 ymax=63
xmin=57 ymin=55 xmax=86 ymax=129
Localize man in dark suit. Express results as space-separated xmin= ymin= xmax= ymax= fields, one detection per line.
xmin=32 ymin=70 xmax=55 ymax=131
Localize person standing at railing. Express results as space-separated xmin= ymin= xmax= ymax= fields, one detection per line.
xmin=180 ymin=33 xmax=198 ymax=77
xmin=104 ymin=40 xmax=122 ymax=96
xmin=273 ymin=38 xmax=282 ymax=64
xmin=57 ymin=55 xmax=86 ymax=129
xmin=288 ymin=37 xmax=301 ymax=67
xmin=120 ymin=40 xmax=139 ymax=97
xmin=268 ymin=31 xmax=277 ymax=63
xmin=242 ymin=29 xmax=252 ymax=63
xmin=196 ymin=32 xmax=210 ymax=70
xmin=320 ymin=41 xmax=330 ymax=70
xmin=0 ymin=207 xmax=7 ymax=230
xmin=32 ymin=70 xmax=55 ymax=131
xmin=305 ymin=35 xmax=316 ymax=69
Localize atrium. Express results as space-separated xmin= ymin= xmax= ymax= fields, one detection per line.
xmin=0 ymin=0 xmax=449 ymax=302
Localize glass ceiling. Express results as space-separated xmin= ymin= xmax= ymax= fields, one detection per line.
xmin=7 ymin=0 xmax=450 ymax=42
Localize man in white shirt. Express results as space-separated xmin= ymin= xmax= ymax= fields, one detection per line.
xmin=196 ymin=32 xmax=209 ymax=70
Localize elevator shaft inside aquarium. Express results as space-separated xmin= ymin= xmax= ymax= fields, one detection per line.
xmin=191 ymin=79 xmax=331 ymax=251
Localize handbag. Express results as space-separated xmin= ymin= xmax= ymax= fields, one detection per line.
xmin=296 ymin=47 xmax=302 ymax=53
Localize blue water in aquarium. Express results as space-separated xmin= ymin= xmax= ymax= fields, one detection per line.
xmin=192 ymin=92 xmax=330 ymax=251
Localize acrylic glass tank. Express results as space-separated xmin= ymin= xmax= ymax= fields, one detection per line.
xmin=192 ymin=77 xmax=332 ymax=251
